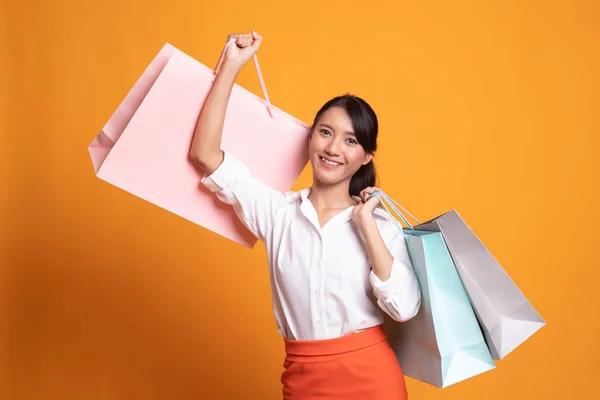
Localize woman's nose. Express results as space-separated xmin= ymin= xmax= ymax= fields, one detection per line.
xmin=325 ymin=139 xmax=341 ymax=155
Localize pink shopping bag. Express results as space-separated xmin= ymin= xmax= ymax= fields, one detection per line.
xmin=89 ymin=42 xmax=310 ymax=248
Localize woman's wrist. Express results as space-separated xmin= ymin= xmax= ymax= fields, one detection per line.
xmin=212 ymin=62 xmax=242 ymax=91
xmin=220 ymin=59 xmax=244 ymax=76
xmin=356 ymin=214 xmax=377 ymax=233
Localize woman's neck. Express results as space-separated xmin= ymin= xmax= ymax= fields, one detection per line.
xmin=308 ymin=179 xmax=357 ymax=211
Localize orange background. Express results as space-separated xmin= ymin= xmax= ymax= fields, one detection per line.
xmin=2 ymin=0 xmax=599 ymax=398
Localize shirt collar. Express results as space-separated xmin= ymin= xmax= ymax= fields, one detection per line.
xmin=297 ymin=188 xmax=393 ymax=223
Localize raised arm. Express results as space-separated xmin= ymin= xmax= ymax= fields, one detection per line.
xmin=189 ymin=31 xmax=263 ymax=175
xmin=189 ymin=32 xmax=285 ymax=242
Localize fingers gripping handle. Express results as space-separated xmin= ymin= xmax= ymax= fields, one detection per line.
xmin=213 ymin=38 xmax=274 ymax=118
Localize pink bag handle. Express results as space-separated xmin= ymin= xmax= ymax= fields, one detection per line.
xmin=213 ymin=38 xmax=274 ymax=118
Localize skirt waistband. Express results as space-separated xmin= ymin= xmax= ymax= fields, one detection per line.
xmin=284 ymin=325 xmax=387 ymax=357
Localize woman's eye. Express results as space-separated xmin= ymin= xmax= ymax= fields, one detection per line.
xmin=347 ymin=138 xmax=357 ymax=144
xmin=320 ymin=129 xmax=331 ymax=136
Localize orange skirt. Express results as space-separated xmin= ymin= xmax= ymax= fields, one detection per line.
xmin=281 ymin=325 xmax=408 ymax=400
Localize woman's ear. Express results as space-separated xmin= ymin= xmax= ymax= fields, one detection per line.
xmin=362 ymin=153 xmax=373 ymax=165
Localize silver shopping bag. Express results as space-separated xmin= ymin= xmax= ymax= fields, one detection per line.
xmin=377 ymin=192 xmax=545 ymax=360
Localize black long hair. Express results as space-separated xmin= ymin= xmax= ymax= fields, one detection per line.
xmin=309 ymin=94 xmax=378 ymax=197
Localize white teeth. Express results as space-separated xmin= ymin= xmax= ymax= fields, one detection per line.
xmin=320 ymin=157 xmax=341 ymax=166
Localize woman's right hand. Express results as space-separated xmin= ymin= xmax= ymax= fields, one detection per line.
xmin=223 ymin=31 xmax=263 ymax=70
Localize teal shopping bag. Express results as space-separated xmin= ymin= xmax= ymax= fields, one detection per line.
xmin=371 ymin=192 xmax=495 ymax=388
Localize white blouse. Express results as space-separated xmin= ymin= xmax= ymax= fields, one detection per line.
xmin=201 ymin=151 xmax=421 ymax=340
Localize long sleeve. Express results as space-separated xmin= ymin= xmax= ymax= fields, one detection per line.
xmin=369 ymin=222 xmax=421 ymax=322
xmin=201 ymin=151 xmax=285 ymax=241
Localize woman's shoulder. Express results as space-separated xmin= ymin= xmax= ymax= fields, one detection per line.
xmin=373 ymin=207 xmax=395 ymax=223
xmin=373 ymin=207 xmax=407 ymax=239
xmin=281 ymin=187 xmax=310 ymax=204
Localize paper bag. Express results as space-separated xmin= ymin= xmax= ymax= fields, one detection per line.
xmin=373 ymin=193 xmax=496 ymax=388
xmin=383 ymin=229 xmax=496 ymax=388
xmin=89 ymin=41 xmax=310 ymax=248
xmin=416 ymin=210 xmax=546 ymax=359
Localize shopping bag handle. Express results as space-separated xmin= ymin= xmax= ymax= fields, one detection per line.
xmin=213 ymin=38 xmax=274 ymax=118
xmin=368 ymin=191 xmax=421 ymax=231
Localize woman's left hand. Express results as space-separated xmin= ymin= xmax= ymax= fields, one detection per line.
xmin=351 ymin=186 xmax=382 ymax=228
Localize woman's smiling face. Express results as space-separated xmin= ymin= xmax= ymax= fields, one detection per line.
xmin=308 ymin=106 xmax=373 ymax=187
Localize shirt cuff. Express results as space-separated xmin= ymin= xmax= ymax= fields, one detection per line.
xmin=200 ymin=151 xmax=245 ymax=192
xmin=369 ymin=258 xmax=410 ymax=302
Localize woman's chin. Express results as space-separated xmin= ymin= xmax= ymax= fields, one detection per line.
xmin=313 ymin=169 xmax=348 ymax=187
